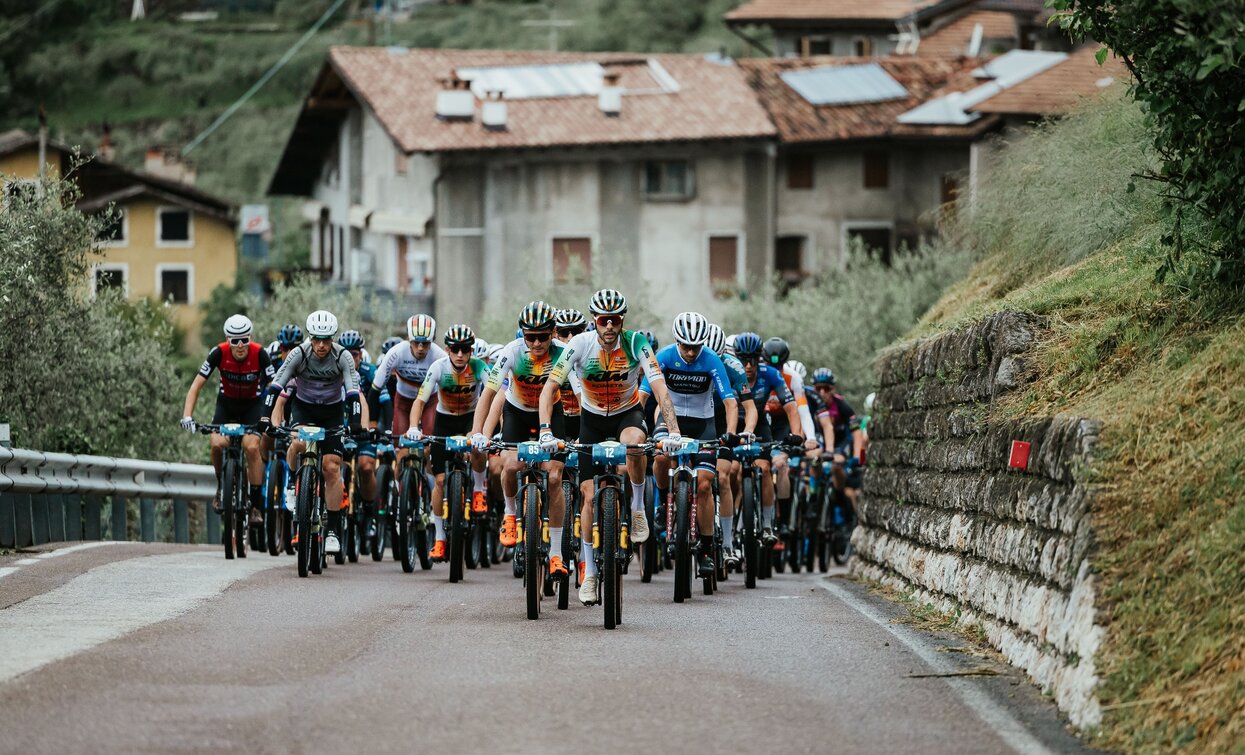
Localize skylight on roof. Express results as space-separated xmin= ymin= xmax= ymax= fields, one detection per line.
xmin=779 ymin=63 xmax=908 ymax=107
xmin=457 ymin=63 xmax=606 ymax=100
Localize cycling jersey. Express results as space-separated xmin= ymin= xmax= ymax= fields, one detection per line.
xmin=417 ymin=356 xmax=489 ymax=416
xmin=744 ymin=363 xmax=795 ymax=410
xmin=550 ymin=330 xmax=663 ymax=416
xmin=639 ymin=344 xmax=735 ymax=420
xmin=269 ymin=342 xmax=360 ymax=405
xmin=780 ymin=366 xmax=817 ymax=438
xmin=824 ymin=392 xmax=859 ymax=450
xmin=485 ymin=338 xmax=567 ymax=411
xmin=199 ymin=342 xmax=274 ymax=401
xmin=372 ymin=342 xmax=448 ymax=400
xmin=560 ymin=372 xmax=583 ymax=416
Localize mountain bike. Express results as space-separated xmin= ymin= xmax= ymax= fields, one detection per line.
xmin=571 ymin=440 xmax=652 ymax=630
xmin=369 ymin=438 xmax=397 ymax=561
xmin=199 ymin=423 xmax=258 ymax=560
xmin=732 ymin=441 xmax=773 ymax=589
xmin=661 ymin=438 xmax=720 ymax=602
xmin=263 ymin=430 xmax=294 ymax=556
xmin=273 ymin=425 xmax=347 ymax=578
xmin=560 ymin=450 xmax=580 ymax=611
xmin=495 ymin=440 xmax=563 ymax=619
xmin=640 ymin=461 xmax=662 ymax=583
xmin=337 ymin=435 xmax=359 ymax=565
xmin=428 ymin=435 xmax=474 ymax=583
xmin=395 ymin=435 xmax=433 ymax=573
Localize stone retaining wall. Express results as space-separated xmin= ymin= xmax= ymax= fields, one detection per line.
xmin=852 ymin=310 xmax=1105 ymax=729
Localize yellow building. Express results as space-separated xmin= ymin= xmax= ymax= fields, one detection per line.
xmin=0 ymin=130 xmax=237 ymax=347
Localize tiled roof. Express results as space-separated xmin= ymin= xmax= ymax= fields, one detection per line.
xmin=326 ymin=47 xmax=776 ymax=153
xmin=969 ymin=46 xmax=1129 ymax=115
xmin=739 ymin=56 xmax=997 ymax=143
xmin=916 ymin=10 xmax=1017 ymax=57
xmin=725 ymin=0 xmax=943 ymax=23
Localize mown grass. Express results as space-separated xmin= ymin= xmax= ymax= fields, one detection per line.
xmin=913 ymin=93 xmax=1245 ymax=752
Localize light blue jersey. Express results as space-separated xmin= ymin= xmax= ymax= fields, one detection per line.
xmin=640 ymin=344 xmax=735 ymax=420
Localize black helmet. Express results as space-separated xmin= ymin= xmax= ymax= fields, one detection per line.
xmin=763 ymin=337 xmax=790 ymax=367
xmin=277 ymin=323 xmax=303 ymax=347
xmin=444 ymin=324 xmax=476 ymax=349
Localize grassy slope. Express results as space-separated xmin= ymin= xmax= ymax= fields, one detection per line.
xmin=911 ymin=96 xmax=1244 ymax=753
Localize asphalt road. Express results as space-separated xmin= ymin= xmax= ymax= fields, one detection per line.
xmin=0 ymin=543 xmax=1093 ymax=754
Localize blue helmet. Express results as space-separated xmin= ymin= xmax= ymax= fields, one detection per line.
xmin=640 ymin=329 xmax=658 ymax=350
xmin=277 ymin=323 xmax=303 ymax=347
xmin=338 ymin=330 xmax=365 ymax=350
xmin=734 ymin=332 xmax=763 ymax=358
xmin=381 ymin=336 xmax=403 ymax=355
xmin=813 ymin=367 xmax=835 ymax=386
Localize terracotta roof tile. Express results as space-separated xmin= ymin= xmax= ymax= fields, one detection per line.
xmin=739 ymin=55 xmax=997 ymax=143
xmin=726 ymin=0 xmax=942 ymax=23
xmin=916 ymin=10 xmax=1017 ymax=57
xmin=969 ymin=46 xmax=1129 ymax=115
xmin=326 ymin=47 xmax=775 ymax=153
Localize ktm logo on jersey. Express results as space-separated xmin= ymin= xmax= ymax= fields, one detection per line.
xmin=513 ymin=374 xmax=548 ymax=385
xmin=588 ymin=369 xmax=632 ymax=383
xmin=442 ymin=384 xmax=475 ymax=394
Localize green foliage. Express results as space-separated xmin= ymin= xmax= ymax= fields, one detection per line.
xmin=1050 ymin=0 xmax=1245 ymax=288
xmin=719 ymin=244 xmax=972 ymax=403
xmin=0 ymin=171 xmax=195 ymax=461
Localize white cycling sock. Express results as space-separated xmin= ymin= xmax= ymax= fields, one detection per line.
xmin=432 ymin=513 xmax=445 ymax=541
xmin=472 ymin=469 xmax=487 ymax=492
xmin=629 ymin=479 xmax=646 ymax=515
xmin=582 ymin=542 xmax=598 ymax=577
xmin=721 ymin=516 xmax=734 ymax=548
xmin=550 ymin=526 xmax=563 ymax=559
xmin=504 ymin=494 xmax=516 ymax=517
xmin=761 ymin=505 xmax=774 ymax=528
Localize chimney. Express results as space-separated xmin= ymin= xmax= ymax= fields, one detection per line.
xmin=144 ymin=146 xmax=197 ymax=185
xmin=481 ymin=90 xmax=507 ymax=130
xmin=598 ymin=70 xmax=622 ymax=117
xmin=436 ymin=73 xmax=475 ymax=121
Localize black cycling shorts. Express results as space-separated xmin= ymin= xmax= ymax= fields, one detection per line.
xmin=564 ymin=414 xmax=580 ymax=442
xmin=576 ymin=406 xmax=646 ymax=472
xmin=290 ymin=398 xmax=346 ymax=458
xmin=501 ymin=401 xmax=564 ymax=443
xmin=429 ymin=412 xmax=474 ymax=473
xmin=654 ymin=415 xmax=716 ymax=470
xmin=213 ymin=397 xmax=262 ymax=426
xmin=769 ymin=412 xmax=791 ymax=443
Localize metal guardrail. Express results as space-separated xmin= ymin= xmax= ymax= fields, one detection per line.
xmin=0 ymin=447 xmax=222 ymax=549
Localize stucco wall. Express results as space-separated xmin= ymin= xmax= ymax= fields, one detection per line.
xmin=853 ymin=310 xmax=1105 ymax=730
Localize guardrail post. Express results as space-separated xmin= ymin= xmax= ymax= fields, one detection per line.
xmin=84 ymin=496 xmax=102 ymax=540
xmin=31 ymin=493 xmax=49 ymax=546
xmin=64 ymin=496 xmax=82 ymax=541
xmin=206 ymin=505 xmax=220 ymax=546
xmin=111 ymin=496 xmax=128 ymax=541
xmin=15 ymin=493 xmax=34 ymax=548
xmin=140 ymin=498 xmax=156 ymax=543
xmin=174 ymin=499 xmax=189 ymax=544
xmin=48 ymin=494 xmax=66 ymax=542
xmin=0 ymin=493 xmax=15 ymax=548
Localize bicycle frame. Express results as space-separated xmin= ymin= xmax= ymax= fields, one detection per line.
xmin=199 ymin=422 xmax=258 ymax=560
xmin=429 ymin=435 xmax=474 ymax=583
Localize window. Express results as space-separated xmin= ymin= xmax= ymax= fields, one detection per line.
xmin=775 ymin=235 xmax=806 ymax=291
xmin=157 ymin=265 xmax=192 ymax=304
xmin=95 ymin=209 xmax=127 ymax=246
xmin=801 ymin=36 xmax=831 ymax=57
xmin=863 ymin=151 xmax=889 ymax=189
xmin=853 ymin=37 xmax=874 ymax=57
xmin=552 ymin=237 xmax=592 ymax=284
xmin=644 ymin=160 xmax=694 ymax=200
xmin=709 ymin=235 xmax=740 ymax=293
xmin=93 ymin=264 xmax=128 ymax=296
xmin=848 ymin=226 xmax=893 ymax=266
xmin=786 ymin=155 xmax=814 ymax=190
xmin=157 ymin=207 xmax=192 ymax=246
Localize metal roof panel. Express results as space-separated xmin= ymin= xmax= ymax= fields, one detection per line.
xmin=779 ymin=62 xmax=909 ymax=106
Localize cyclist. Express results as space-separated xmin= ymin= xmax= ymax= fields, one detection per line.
xmin=340 ymin=330 xmax=380 ymax=551
xmin=705 ymin=322 xmax=756 ymax=568
xmin=762 ymin=337 xmax=817 ymax=543
xmin=811 ymin=368 xmax=865 ymax=512
xmin=788 ymin=360 xmax=835 ymax=453
xmin=266 ymin=323 xmax=303 ymax=371
xmin=470 ymin=302 xmax=570 ymax=579
xmin=639 ymin=312 xmax=738 ymax=578
xmin=472 ymin=339 xmax=491 ymax=362
xmin=407 ymin=325 xmax=489 ymax=561
xmin=262 ymin=310 xmax=363 ymax=555
xmin=555 ymin=308 xmax=588 ymax=440
xmin=538 ymin=288 xmax=679 ymax=606
xmin=371 ymin=314 xmax=446 ymax=453
xmin=373 ymin=336 xmax=404 ymax=434
xmin=733 ymin=332 xmax=802 ymax=543
xmin=181 ymin=314 xmax=275 ymax=520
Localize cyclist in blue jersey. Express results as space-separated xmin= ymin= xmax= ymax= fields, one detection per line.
xmin=733 ymin=332 xmax=803 ymax=544
xmin=706 ymin=323 xmax=756 ymax=567
xmin=639 ymin=312 xmax=738 ymax=577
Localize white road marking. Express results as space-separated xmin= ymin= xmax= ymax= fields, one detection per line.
xmin=14 ymin=559 xmax=39 ymax=565
xmin=818 ymin=578 xmax=1053 ymax=755
xmin=0 ymin=568 xmax=16 ymax=580
xmin=0 ymin=542 xmax=121 ymax=581
xmin=0 ymin=552 xmax=278 ymax=683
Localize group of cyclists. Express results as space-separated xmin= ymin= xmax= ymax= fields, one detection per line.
xmin=181 ymin=287 xmax=870 ymax=615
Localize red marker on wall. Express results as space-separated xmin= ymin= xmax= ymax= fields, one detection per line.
xmin=1009 ymin=440 xmax=1031 ymax=470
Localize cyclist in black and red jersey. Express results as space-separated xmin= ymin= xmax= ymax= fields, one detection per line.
xmin=181 ymin=315 xmax=275 ymax=518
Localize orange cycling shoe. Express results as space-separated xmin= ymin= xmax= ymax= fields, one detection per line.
xmin=548 ymin=555 xmax=569 ymax=578
xmin=499 ymin=515 xmax=518 ymax=547
xmin=430 ymin=540 xmax=447 ymax=561
xmin=471 ymin=490 xmax=488 ymax=514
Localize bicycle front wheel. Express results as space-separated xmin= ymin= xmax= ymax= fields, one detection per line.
xmin=296 ymin=465 xmax=315 ymax=577
xmin=601 ymin=485 xmax=620 ymax=630
xmin=264 ymin=458 xmax=283 ymax=556
xmin=398 ymin=467 xmax=417 ymax=573
xmin=673 ymin=476 xmax=692 ymax=603
xmin=523 ymin=483 xmax=542 ymax=620
xmin=447 ymin=470 xmax=466 ymax=583
xmin=742 ymin=476 xmax=758 ymax=589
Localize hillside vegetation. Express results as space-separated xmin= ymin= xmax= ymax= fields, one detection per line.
xmin=913 ymin=92 xmax=1243 ymax=753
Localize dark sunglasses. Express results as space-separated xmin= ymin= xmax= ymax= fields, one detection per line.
xmin=523 ymin=331 xmax=552 ymax=343
xmin=311 ymin=336 xmax=333 ymax=343
xmin=447 ymin=345 xmax=473 ymax=354
xmin=595 ymin=315 xmax=623 ymax=328
xmin=556 ymin=327 xmax=584 ymax=338
xmin=228 ymin=337 xmax=250 ymax=346
xmin=740 ymin=356 xmax=760 ymax=365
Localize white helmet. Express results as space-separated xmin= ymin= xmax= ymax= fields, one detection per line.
xmin=672 ymin=311 xmax=709 ymax=346
xmin=306 ymin=310 xmax=339 ymax=338
xmin=485 ymin=343 xmax=505 ymax=363
xmin=724 ymin=334 xmax=737 ymax=357
xmin=223 ymin=314 xmax=252 ymax=339
xmin=705 ymin=323 xmax=726 ymax=356
xmin=472 ymin=339 xmax=491 ymax=360
xmin=788 ymin=360 xmax=808 ymax=380
xmin=865 ymin=392 xmax=877 ymax=413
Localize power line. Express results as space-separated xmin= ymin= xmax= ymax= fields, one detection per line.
xmin=182 ymin=0 xmax=350 ymax=156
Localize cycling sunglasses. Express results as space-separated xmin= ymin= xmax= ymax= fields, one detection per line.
xmin=228 ymin=337 xmax=250 ymax=346
xmin=556 ymin=327 xmax=584 ymax=339
xmin=523 ymin=331 xmax=552 ymax=343
xmin=594 ymin=315 xmax=623 ymax=328
xmin=310 ymin=336 xmax=333 ymax=343
xmin=447 ymin=345 xmax=473 ymax=354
